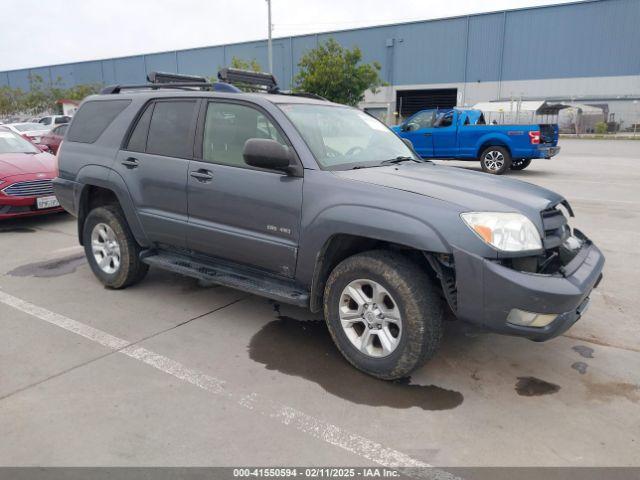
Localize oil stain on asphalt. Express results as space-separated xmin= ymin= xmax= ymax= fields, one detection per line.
xmin=8 ymin=253 xmax=86 ymax=278
xmin=249 ymin=315 xmax=463 ymax=410
xmin=0 ymin=227 xmax=36 ymax=233
xmin=515 ymin=376 xmax=561 ymax=396
xmin=573 ymin=345 xmax=595 ymax=358
xmin=571 ymin=361 xmax=588 ymax=375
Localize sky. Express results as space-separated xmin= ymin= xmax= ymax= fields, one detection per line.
xmin=0 ymin=0 xmax=579 ymax=71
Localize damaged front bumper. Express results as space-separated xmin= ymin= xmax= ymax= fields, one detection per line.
xmin=452 ymin=236 xmax=604 ymax=341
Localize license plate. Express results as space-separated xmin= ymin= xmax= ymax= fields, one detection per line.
xmin=36 ymin=195 xmax=60 ymax=209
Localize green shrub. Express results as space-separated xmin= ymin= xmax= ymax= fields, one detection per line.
xmin=595 ymin=122 xmax=608 ymax=134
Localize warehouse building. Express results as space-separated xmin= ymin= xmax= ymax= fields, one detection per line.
xmin=1 ymin=0 xmax=638 ymax=130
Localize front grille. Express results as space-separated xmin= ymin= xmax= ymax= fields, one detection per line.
xmin=541 ymin=206 xmax=570 ymax=249
xmin=2 ymin=179 xmax=54 ymax=197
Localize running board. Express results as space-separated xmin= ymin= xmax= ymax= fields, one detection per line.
xmin=141 ymin=251 xmax=309 ymax=307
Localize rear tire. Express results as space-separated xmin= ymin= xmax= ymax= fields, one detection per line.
xmin=510 ymin=158 xmax=532 ymax=171
xmin=83 ymin=205 xmax=148 ymax=289
xmin=323 ymin=250 xmax=443 ymax=380
xmin=480 ymin=146 xmax=511 ymax=175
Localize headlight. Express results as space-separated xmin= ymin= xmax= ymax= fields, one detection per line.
xmin=460 ymin=212 xmax=542 ymax=252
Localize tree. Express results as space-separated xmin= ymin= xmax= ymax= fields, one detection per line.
xmin=294 ymin=38 xmax=383 ymax=106
xmin=230 ymin=56 xmax=262 ymax=73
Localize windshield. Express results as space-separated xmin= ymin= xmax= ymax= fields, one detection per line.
xmin=13 ymin=123 xmax=49 ymax=132
xmin=0 ymin=130 xmax=40 ymax=154
xmin=279 ymin=104 xmax=419 ymax=170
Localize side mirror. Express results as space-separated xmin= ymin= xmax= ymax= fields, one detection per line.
xmin=38 ymin=144 xmax=50 ymax=152
xmin=404 ymin=122 xmax=419 ymax=132
xmin=243 ymin=138 xmax=299 ymax=175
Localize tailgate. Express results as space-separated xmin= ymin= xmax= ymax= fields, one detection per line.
xmin=539 ymin=124 xmax=559 ymax=145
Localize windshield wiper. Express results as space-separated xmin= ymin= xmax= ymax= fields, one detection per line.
xmin=379 ymin=156 xmax=421 ymax=166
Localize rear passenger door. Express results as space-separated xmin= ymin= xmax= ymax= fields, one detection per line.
xmin=186 ymin=100 xmax=303 ymax=277
xmin=115 ymin=99 xmax=198 ymax=248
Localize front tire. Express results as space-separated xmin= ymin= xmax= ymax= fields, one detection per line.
xmin=83 ymin=205 xmax=148 ymax=289
xmin=510 ymin=158 xmax=532 ymax=171
xmin=323 ymin=250 xmax=443 ymax=380
xmin=480 ymin=146 xmax=511 ymax=175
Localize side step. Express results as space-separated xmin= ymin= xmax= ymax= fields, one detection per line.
xmin=141 ymin=251 xmax=309 ymax=308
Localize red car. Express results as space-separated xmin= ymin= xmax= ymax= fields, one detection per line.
xmin=40 ymin=123 xmax=68 ymax=154
xmin=0 ymin=127 xmax=63 ymax=220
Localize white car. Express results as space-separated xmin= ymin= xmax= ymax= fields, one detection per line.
xmin=38 ymin=115 xmax=72 ymax=127
xmin=3 ymin=122 xmax=52 ymax=144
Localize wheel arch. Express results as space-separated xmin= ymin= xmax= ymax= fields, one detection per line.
xmin=76 ymin=168 xmax=149 ymax=247
xmin=307 ymin=233 xmax=446 ymax=313
xmin=475 ymin=135 xmax=513 ymax=159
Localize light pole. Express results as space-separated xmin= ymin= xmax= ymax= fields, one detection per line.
xmin=266 ymin=0 xmax=273 ymax=74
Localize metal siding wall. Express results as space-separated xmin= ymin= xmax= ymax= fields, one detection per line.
xmin=113 ymin=56 xmax=146 ymax=84
xmin=466 ymin=13 xmax=503 ymax=82
xmin=101 ymin=60 xmax=116 ymax=85
xmin=2 ymin=0 xmax=637 ymax=91
xmin=291 ymin=34 xmax=318 ymax=86
xmin=29 ymin=67 xmax=51 ymax=85
xmin=7 ymin=70 xmax=30 ymax=90
xmin=502 ymin=0 xmax=640 ymax=80
xmin=317 ymin=26 xmax=395 ymax=83
xmin=73 ymin=61 xmax=103 ymax=85
xmin=393 ymin=18 xmax=467 ymax=85
xmin=50 ymin=65 xmax=75 ymax=87
xmin=176 ymin=47 xmax=225 ymax=78
xmin=144 ymin=52 xmax=178 ymax=74
xmin=0 ymin=72 xmax=8 ymax=87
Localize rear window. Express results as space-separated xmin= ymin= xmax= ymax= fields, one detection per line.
xmin=67 ymin=100 xmax=131 ymax=143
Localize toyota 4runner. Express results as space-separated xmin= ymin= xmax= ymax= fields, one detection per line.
xmin=53 ymin=70 xmax=604 ymax=380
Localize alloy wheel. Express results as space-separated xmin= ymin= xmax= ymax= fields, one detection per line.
xmin=91 ymin=223 xmax=121 ymax=274
xmin=338 ymin=279 xmax=402 ymax=358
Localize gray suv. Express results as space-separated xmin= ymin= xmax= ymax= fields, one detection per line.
xmin=53 ymin=71 xmax=604 ymax=380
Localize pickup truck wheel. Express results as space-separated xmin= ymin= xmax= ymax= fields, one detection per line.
xmin=510 ymin=158 xmax=532 ymax=170
xmin=323 ymin=250 xmax=443 ymax=380
xmin=83 ymin=205 xmax=148 ymax=289
xmin=480 ymin=146 xmax=511 ymax=175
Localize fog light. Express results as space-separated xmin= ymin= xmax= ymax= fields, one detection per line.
xmin=507 ymin=309 xmax=557 ymax=328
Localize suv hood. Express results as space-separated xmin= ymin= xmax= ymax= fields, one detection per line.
xmin=0 ymin=152 xmax=57 ymax=179
xmin=335 ymin=163 xmax=565 ymax=218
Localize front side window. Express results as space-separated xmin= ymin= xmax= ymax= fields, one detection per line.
xmin=202 ymin=102 xmax=286 ymax=167
xmin=146 ymin=100 xmax=197 ymax=158
xmin=40 ymin=117 xmax=52 ymax=125
xmin=407 ymin=110 xmax=437 ymax=130
xmin=279 ymin=103 xmax=417 ymax=170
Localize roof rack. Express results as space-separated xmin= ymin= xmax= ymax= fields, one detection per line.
xmin=99 ymin=69 xmax=328 ymax=101
xmin=100 ymin=70 xmax=242 ymax=95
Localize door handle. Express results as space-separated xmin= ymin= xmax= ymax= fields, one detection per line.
xmin=190 ymin=169 xmax=214 ymax=182
xmin=423 ymin=133 xmax=432 ymax=137
xmin=121 ymin=157 xmax=139 ymax=169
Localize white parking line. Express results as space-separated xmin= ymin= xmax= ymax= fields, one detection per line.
xmin=0 ymin=289 xmax=457 ymax=479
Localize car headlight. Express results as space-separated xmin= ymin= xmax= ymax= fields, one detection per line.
xmin=460 ymin=212 xmax=542 ymax=252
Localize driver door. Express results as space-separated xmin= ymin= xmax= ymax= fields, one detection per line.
xmin=400 ymin=110 xmax=435 ymax=157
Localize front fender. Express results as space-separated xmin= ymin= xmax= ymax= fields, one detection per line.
xmin=296 ymin=204 xmax=450 ymax=287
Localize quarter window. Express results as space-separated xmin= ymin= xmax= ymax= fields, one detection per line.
xmin=146 ymin=100 xmax=197 ymax=158
xmin=202 ymin=102 xmax=286 ymax=167
xmin=126 ymin=103 xmax=154 ymax=152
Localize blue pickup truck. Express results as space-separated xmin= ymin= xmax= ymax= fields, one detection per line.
xmin=392 ymin=108 xmax=560 ymax=174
